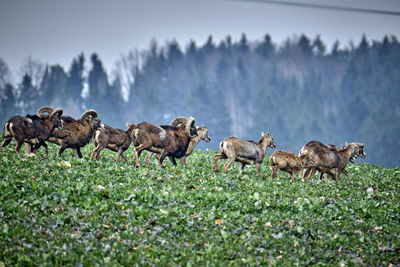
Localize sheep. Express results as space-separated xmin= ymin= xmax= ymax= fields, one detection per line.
xmin=270 ymin=150 xmax=314 ymax=182
xmin=299 ymin=140 xmax=365 ymax=181
xmin=301 ymin=141 xmax=365 ymax=182
xmin=1 ymin=107 xmax=63 ymax=159
xmin=90 ymin=123 xmax=136 ymax=164
xmin=145 ymin=124 xmax=211 ymax=166
xmin=214 ymin=132 xmax=276 ymax=177
xmin=299 ymin=141 xmax=346 ymax=180
xmin=37 ymin=108 xmax=104 ymax=158
xmin=131 ymin=117 xmax=197 ymax=168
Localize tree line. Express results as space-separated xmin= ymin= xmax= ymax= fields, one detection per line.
xmin=0 ymin=33 xmax=399 ymax=167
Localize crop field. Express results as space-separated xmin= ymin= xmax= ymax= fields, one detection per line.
xmin=0 ymin=141 xmax=399 ymax=266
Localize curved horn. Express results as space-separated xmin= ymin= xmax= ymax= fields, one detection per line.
xmin=185 ymin=117 xmax=196 ymax=138
xmin=50 ymin=107 xmax=63 ymax=120
xmin=37 ymin=106 xmax=54 ymax=117
xmin=125 ymin=122 xmax=136 ymax=128
xmin=79 ymin=109 xmax=98 ymax=121
xmin=171 ymin=117 xmax=188 ymax=127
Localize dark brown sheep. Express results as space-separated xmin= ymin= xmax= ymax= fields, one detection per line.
xmin=145 ymin=124 xmax=211 ymax=166
xmin=131 ymin=117 xmax=197 ymax=167
xmin=1 ymin=107 xmax=63 ymax=159
xmin=38 ymin=108 xmax=104 ymax=158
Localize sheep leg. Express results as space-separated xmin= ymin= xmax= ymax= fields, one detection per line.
xmin=41 ymin=142 xmax=49 ymax=160
xmin=116 ymin=148 xmax=127 ymax=163
xmin=271 ymin=166 xmax=278 ymax=178
xmin=14 ymin=140 xmax=24 ymax=154
xmin=158 ymin=149 xmax=171 ymax=167
xmin=33 ymin=141 xmax=48 ymax=159
xmin=146 ymin=152 xmax=166 ymax=167
xmin=291 ymin=170 xmax=296 ymax=182
xmin=76 ymin=148 xmax=83 ymax=158
xmin=300 ymin=168 xmax=306 ymax=178
xmin=90 ymin=146 xmax=100 ymax=160
xmin=308 ymin=168 xmax=317 ymax=181
xmin=179 ymin=157 xmax=186 ymax=166
xmin=239 ymin=162 xmax=246 ymax=175
xmin=168 ymin=156 xmax=177 ymax=166
xmin=223 ymin=157 xmax=235 ymax=172
xmin=120 ymin=152 xmax=130 ymax=165
xmin=255 ymin=163 xmax=261 ymax=177
xmin=297 ymin=168 xmax=303 ymax=181
xmin=133 ymin=145 xmax=148 ymax=168
xmin=214 ymin=153 xmax=227 ymax=172
xmin=26 ymin=142 xmax=37 ymax=156
xmin=335 ymin=170 xmax=340 ymax=182
xmin=115 ymin=150 xmax=122 ymax=162
xmin=302 ymin=167 xmax=311 ymax=181
xmin=145 ymin=152 xmax=153 ymax=165
xmin=24 ymin=143 xmax=31 ymax=156
xmin=0 ymin=138 xmax=12 ymax=151
xmin=57 ymin=145 xmax=68 ymax=158
xmin=343 ymin=169 xmax=350 ymax=183
xmin=327 ymin=172 xmax=334 ymax=181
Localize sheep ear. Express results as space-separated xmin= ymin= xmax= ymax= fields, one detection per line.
xmin=345 ymin=141 xmax=348 ymax=146
xmin=261 ymin=131 xmax=265 ymax=136
xmin=125 ymin=122 xmax=129 ymax=127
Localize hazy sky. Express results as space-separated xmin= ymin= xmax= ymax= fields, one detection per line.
xmin=1 ymin=0 xmax=399 ymax=81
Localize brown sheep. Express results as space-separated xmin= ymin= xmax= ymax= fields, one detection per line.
xmin=270 ymin=150 xmax=314 ymax=182
xmin=214 ymin=132 xmax=276 ymax=177
xmin=90 ymin=123 xmax=136 ymax=164
xmin=132 ymin=117 xmax=197 ymax=167
xmin=145 ymin=125 xmax=211 ymax=166
xmin=303 ymin=142 xmax=365 ymax=182
xmin=299 ymin=140 xmax=366 ymax=182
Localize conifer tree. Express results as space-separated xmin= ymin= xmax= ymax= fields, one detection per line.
xmin=256 ymin=34 xmax=275 ymax=59
xmin=86 ymin=53 xmax=110 ymax=110
xmin=0 ymin=83 xmax=17 ymax=125
xmin=66 ymin=53 xmax=85 ymax=110
xmin=18 ymin=74 xmax=36 ymax=114
xmin=39 ymin=65 xmax=68 ymax=108
xmin=87 ymin=53 xmax=124 ymax=126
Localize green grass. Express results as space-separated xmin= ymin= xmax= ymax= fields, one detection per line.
xmin=0 ymin=141 xmax=399 ymax=266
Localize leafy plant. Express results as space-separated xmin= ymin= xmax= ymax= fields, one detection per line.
xmin=0 ymin=142 xmax=399 ymax=266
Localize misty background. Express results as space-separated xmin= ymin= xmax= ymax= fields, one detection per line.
xmin=0 ymin=0 xmax=399 ymax=167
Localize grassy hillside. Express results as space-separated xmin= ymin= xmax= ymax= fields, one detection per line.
xmin=0 ymin=142 xmax=399 ymax=266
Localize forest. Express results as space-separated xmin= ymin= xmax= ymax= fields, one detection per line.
xmin=0 ymin=33 xmax=399 ymax=167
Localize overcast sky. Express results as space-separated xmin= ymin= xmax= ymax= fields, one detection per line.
xmin=1 ymin=0 xmax=399 ymax=81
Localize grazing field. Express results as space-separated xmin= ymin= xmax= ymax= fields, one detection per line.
xmin=0 ymin=142 xmax=399 ymax=266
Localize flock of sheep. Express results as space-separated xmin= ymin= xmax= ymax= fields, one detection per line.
xmin=1 ymin=106 xmax=366 ymax=182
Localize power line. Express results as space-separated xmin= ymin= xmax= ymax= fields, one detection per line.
xmin=227 ymin=0 xmax=400 ymax=16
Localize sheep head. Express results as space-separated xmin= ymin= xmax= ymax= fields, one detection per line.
xmin=261 ymin=131 xmax=276 ymax=148
xmin=197 ymin=125 xmax=211 ymax=142
xmin=79 ymin=109 xmax=104 ymax=129
xmin=171 ymin=117 xmax=197 ymax=138
xmin=50 ymin=107 xmax=64 ymax=129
